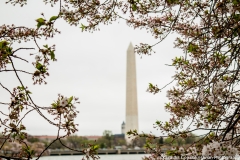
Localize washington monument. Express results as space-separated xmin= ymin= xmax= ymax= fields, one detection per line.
xmin=125 ymin=42 xmax=139 ymax=143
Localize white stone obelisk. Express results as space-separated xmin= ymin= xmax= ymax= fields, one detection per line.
xmin=125 ymin=42 xmax=139 ymax=144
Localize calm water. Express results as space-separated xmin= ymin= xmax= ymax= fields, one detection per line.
xmin=36 ymin=154 xmax=149 ymax=160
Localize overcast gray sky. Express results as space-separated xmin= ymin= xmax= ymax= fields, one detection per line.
xmin=0 ymin=1 xmax=181 ymax=136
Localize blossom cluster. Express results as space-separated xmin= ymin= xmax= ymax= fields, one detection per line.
xmin=48 ymin=95 xmax=79 ymax=135
xmin=202 ymin=140 xmax=238 ymax=157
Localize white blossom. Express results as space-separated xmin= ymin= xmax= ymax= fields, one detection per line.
xmin=202 ymin=110 xmax=208 ymax=118
xmin=171 ymin=146 xmax=176 ymax=150
xmin=84 ymin=148 xmax=91 ymax=156
xmin=198 ymin=89 xmax=205 ymax=101
xmin=11 ymin=97 xmax=16 ymax=102
xmin=35 ymin=55 xmax=41 ymax=61
xmin=203 ymin=120 xmax=209 ymax=129
xmin=225 ymin=57 xmax=231 ymax=64
xmin=212 ymin=80 xmax=227 ymax=96
xmin=179 ymin=147 xmax=184 ymax=153
xmin=216 ymin=80 xmax=226 ymax=89
xmin=202 ymin=145 xmax=210 ymax=156
xmin=186 ymin=146 xmax=198 ymax=156
xmin=236 ymin=127 xmax=240 ymax=134
xmin=226 ymin=3 xmax=234 ymax=14
xmin=208 ymin=95 xmax=215 ymax=102
xmin=60 ymin=97 xmax=68 ymax=107
xmin=225 ymin=133 xmax=232 ymax=140
xmin=67 ymin=112 xmax=76 ymax=121
xmin=166 ymin=90 xmax=170 ymax=98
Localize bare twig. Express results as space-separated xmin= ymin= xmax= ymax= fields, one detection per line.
xmin=0 ymin=69 xmax=32 ymax=75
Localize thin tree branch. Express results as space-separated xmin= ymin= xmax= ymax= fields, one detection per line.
xmin=0 ymin=69 xmax=32 ymax=75
xmin=11 ymin=55 xmax=29 ymax=63
xmin=0 ymin=82 xmax=13 ymax=96
xmin=12 ymin=47 xmax=35 ymax=55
